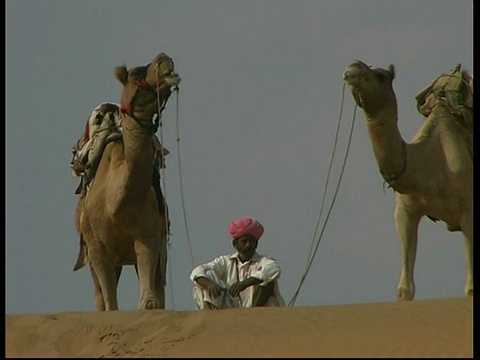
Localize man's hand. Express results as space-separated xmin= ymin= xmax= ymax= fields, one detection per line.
xmin=229 ymin=281 xmax=248 ymax=297
xmin=205 ymin=282 xmax=223 ymax=299
xmin=195 ymin=277 xmax=223 ymax=299
xmin=229 ymin=277 xmax=263 ymax=297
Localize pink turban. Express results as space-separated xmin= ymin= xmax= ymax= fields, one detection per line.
xmin=228 ymin=217 xmax=265 ymax=240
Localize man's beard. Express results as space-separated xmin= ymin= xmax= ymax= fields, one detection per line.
xmin=239 ymin=248 xmax=255 ymax=260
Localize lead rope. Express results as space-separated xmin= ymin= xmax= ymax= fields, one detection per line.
xmin=306 ymin=83 xmax=346 ymax=263
xmin=174 ymin=87 xmax=196 ymax=267
xmin=288 ymin=83 xmax=358 ymax=307
xmin=156 ymin=70 xmax=175 ymax=310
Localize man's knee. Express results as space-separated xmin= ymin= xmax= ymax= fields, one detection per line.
xmin=252 ymin=281 xmax=274 ymax=307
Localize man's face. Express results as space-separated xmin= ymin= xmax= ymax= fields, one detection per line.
xmin=233 ymin=235 xmax=258 ymax=260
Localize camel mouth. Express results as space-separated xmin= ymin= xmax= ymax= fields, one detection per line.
xmin=343 ymin=60 xmax=370 ymax=85
xmin=151 ymin=57 xmax=181 ymax=88
xmin=164 ymin=73 xmax=181 ymax=87
xmin=342 ymin=69 xmax=362 ymax=85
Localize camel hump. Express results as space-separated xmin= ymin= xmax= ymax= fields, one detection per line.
xmin=415 ymin=65 xmax=473 ymax=158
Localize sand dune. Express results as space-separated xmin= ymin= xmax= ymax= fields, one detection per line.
xmin=6 ymin=297 xmax=472 ymax=358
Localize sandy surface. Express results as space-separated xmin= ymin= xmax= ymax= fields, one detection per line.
xmin=6 ymin=297 xmax=472 ymax=358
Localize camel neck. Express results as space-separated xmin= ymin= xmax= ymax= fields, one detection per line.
xmin=120 ymin=113 xmax=156 ymax=198
xmin=365 ymin=105 xmax=407 ymax=186
xmin=121 ymin=113 xmax=155 ymax=153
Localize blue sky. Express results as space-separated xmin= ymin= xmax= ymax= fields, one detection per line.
xmin=6 ymin=0 xmax=473 ymax=313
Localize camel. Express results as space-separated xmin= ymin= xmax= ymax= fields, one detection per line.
xmin=73 ymin=52 xmax=181 ymax=311
xmin=342 ymin=60 xmax=473 ymax=301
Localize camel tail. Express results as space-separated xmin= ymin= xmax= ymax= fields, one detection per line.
xmin=73 ymin=235 xmax=88 ymax=271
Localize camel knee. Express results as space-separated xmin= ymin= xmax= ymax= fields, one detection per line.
xmin=140 ymin=296 xmax=160 ymax=310
xmin=139 ymin=288 xmax=160 ymax=310
xmin=396 ymin=288 xmax=414 ymax=301
xmin=464 ymin=281 xmax=473 ymax=297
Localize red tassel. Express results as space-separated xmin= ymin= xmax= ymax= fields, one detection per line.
xmin=120 ymin=103 xmax=133 ymax=114
xmin=137 ymin=80 xmax=150 ymax=90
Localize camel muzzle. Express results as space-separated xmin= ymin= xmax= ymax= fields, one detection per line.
xmin=164 ymin=73 xmax=181 ymax=87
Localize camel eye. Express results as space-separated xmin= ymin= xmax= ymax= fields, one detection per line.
xmin=129 ymin=67 xmax=146 ymax=81
xmin=374 ymin=72 xmax=388 ymax=82
xmin=130 ymin=71 xmax=140 ymax=80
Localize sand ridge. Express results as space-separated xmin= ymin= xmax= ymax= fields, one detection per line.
xmin=6 ymin=297 xmax=472 ymax=358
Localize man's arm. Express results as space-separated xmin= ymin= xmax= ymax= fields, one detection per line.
xmin=228 ymin=276 xmax=274 ymax=306
xmin=228 ymin=276 xmax=262 ymax=297
xmin=190 ymin=255 xmax=227 ymax=283
xmin=252 ymin=281 xmax=274 ymax=307
xmin=248 ymin=256 xmax=282 ymax=285
xmin=190 ymin=255 xmax=228 ymax=299
xmin=195 ymin=276 xmax=223 ymax=299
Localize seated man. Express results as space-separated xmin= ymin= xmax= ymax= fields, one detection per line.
xmin=190 ymin=217 xmax=285 ymax=310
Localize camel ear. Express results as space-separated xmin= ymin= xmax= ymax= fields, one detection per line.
xmin=388 ymin=64 xmax=395 ymax=80
xmin=114 ymin=66 xmax=128 ymax=85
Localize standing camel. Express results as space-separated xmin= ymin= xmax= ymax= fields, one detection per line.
xmin=342 ymin=60 xmax=473 ymax=300
xmin=73 ymin=53 xmax=181 ymax=310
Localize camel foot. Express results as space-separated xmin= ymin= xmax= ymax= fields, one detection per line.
xmin=396 ymin=287 xmax=414 ymax=301
xmin=466 ymin=289 xmax=473 ymax=297
xmin=143 ymin=298 xmax=158 ymax=310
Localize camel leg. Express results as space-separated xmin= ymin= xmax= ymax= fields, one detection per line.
xmin=154 ymin=251 xmax=167 ymax=309
xmin=134 ymin=238 xmax=160 ymax=310
xmin=88 ymin=244 xmax=119 ymax=311
xmin=155 ymin=228 xmax=168 ymax=309
xmin=134 ymin=255 xmax=165 ymax=308
xmin=89 ymin=263 xmax=122 ymax=311
xmin=89 ymin=263 xmax=105 ymax=311
xmin=394 ymin=199 xmax=421 ymax=301
xmin=460 ymin=212 xmax=473 ymax=296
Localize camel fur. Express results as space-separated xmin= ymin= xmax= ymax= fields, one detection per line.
xmin=73 ymin=52 xmax=181 ymax=311
xmin=342 ymin=60 xmax=473 ymax=301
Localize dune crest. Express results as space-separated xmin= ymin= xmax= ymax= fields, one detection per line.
xmin=6 ymin=297 xmax=472 ymax=358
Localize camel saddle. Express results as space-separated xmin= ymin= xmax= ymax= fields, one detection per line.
xmin=415 ymin=64 xmax=473 ymax=159
xmin=70 ymin=102 xmax=169 ymax=197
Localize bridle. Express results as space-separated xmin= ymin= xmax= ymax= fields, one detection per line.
xmin=119 ymin=62 xmax=175 ymax=133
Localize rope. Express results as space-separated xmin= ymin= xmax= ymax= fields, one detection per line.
xmin=174 ymin=88 xmax=196 ymax=267
xmin=156 ymin=71 xmax=175 ymax=309
xmin=306 ymin=83 xmax=346 ymax=264
xmin=288 ymin=84 xmax=358 ymax=307
xmin=154 ymin=69 xmax=196 ymax=308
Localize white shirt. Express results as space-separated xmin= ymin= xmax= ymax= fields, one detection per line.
xmin=190 ymin=252 xmax=284 ymax=307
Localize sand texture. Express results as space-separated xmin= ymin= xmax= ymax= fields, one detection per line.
xmin=6 ymin=297 xmax=472 ymax=358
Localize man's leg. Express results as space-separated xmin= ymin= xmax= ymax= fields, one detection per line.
xmin=251 ymin=281 xmax=274 ymax=307
xmin=192 ymin=284 xmax=217 ymax=310
xmin=192 ymin=270 xmax=233 ymax=310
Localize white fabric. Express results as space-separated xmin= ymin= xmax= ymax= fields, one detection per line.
xmin=72 ymin=102 xmax=122 ymax=177
xmin=190 ymin=252 xmax=285 ymax=309
xmin=72 ymin=102 xmax=169 ymax=177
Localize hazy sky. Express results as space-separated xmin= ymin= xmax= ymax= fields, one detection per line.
xmin=6 ymin=0 xmax=473 ymax=314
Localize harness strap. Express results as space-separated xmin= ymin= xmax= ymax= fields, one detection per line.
xmin=137 ymin=79 xmax=151 ymax=90
xmin=120 ymin=103 xmax=133 ymax=114
xmin=119 ymin=63 xmax=163 ymax=133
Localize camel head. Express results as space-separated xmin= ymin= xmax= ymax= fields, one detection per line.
xmin=114 ymin=52 xmax=181 ymax=129
xmin=342 ymin=60 xmax=396 ymax=117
